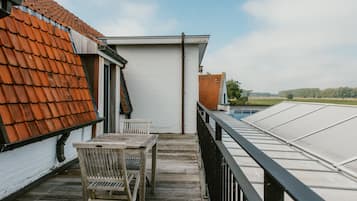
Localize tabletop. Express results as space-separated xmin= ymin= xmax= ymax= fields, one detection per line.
xmin=91 ymin=134 xmax=158 ymax=149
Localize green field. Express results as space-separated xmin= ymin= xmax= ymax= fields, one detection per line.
xmin=246 ymin=97 xmax=357 ymax=106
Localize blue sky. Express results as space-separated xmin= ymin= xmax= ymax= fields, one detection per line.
xmin=57 ymin=0 xmax=357 ymax=93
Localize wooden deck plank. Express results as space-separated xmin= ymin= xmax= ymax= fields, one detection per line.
xmin=14 ymin=134 xmax=204 ymax=201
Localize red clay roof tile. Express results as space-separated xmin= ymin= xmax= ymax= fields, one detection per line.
xmin=29 ymin=15 xmax=40 ymax=29
xmin=45 ymin=119 xmax=55 ymax=131
xmin=34 ymin=87 xmax=47 ymax=102
xmin=14 ymin=50 xmax=28 ymax=68
xmin=5 ymin=126 xmax=18 ymax=143
xmin=38 ymin=72 xmax=50 ymax=87
xmin=20 ymin=68 xmax=33 ymax=85
xmin=14 ymin=122 xmax=31 ymax=140
xmin=18 ymin=36 xmax=32 ymax=53
xmin=0 ymin=105 xmax=13 ymax=124
xmin=8 ymin=66 xmax=24 ymax=84
xmin=0 ymin=8 xmax=97 ymax=144
xmin=15 ymin=20 xmax=27 ymax=37
xmin=27 ymin=121 xmax=40 ymax=136
xmin=14 ymin=85 xmax=29 ymax=103
xmin=2 ymin=48 xmax=18 ymax=66
xmin=4 ymin=17 xmax=17 ymax=34
xmin=33 ymin=55 xmax=45 ymax=70
xmin=28 ymin=70 xmax=41 ymax=86
xmin=8 ymin=104 xmax=25 ymax=123
xmin=35 ymin=120 xmax=49 ymax=134
xmin=30 ymin=104 xmax=43 ymax=120
xmin=24 ymin=54 xmax=36 ymax=69
xmin=40 ymin=31 xmax=51 ymax=46
xmin=0 ymin=48 xmax=7 ymax=65
xmin=8 ymin=32 xmax=22 ymax=51
xmin=2 ymin=85 xmax=18 ymax=103
xmin=44 ymin=45 xmax=54 ymax=59
xmin=12 ymin=8 xmax=25 ymax=22
xmin=22 ymin=0 xmax=104 ymax=43
xmin=28 ymin=40 xmax=40 ymax=56
xmin=25 ymin=86 xmax=39 ymax=103
xmin=0 ymin=30 xmax=13 ymax=48
xmin=24 ymin=25 xmax=35 ymax=40
xmin=21 ymin=104 xmax=35 ymax=121
xmin=39 ymin=103 xmax=51 ymax=119
xmin=0 ymin=18 xmax=6 ymax=30
xmin=0 ymin=87 xmax=5 ymax=104
xmin=0 ymin=65 xmax=13 ymax=84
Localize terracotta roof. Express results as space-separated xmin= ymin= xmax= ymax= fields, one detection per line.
xmin=199 ymin=74 xmax=224 ymax=110
xmin=22 ymin=0 xmax=104 ymax=43
xmin=0 ymin=8 xmax=97 ymax=144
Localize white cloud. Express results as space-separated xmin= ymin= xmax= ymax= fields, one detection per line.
xmin=55 ymin=0 xmax=177 ymax=36
xmin=204 ymin=0 xmax=357 ymax=93
xmin=96 ymin=1 xmax=177 ymax=36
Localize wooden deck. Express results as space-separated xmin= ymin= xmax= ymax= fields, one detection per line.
xmin=15 ymin=134 xmax=205 ymax=201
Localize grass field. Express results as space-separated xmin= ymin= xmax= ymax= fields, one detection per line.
xmin=246 ymin=97 xmax=357 ymax=106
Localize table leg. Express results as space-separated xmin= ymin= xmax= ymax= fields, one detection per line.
xmin=140 ymin=149 xmax=147 ymax=201
xmin=151 ymin=143 xmax=157 ymax=193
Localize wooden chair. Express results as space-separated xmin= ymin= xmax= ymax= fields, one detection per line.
xmin=74 ymin=142 xmax=140 ymax=201
xmin=120 ymin=119 xmax=151 ymax=135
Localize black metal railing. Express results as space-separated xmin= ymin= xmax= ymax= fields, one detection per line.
xmin=197 ymin=102 xmax=324 ymax=201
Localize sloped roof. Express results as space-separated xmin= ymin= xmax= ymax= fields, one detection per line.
xmin=0 ymin=7 xmax=96 ymax=144
xmin=22 ymin=0 xmax=103 ymax=42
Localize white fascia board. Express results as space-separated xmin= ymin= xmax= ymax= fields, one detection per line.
xmin=102 ymin=35 xmax=209 ymax=45
xmin=98 ymin=50 xmax=124 ymax=67
xmin=102 ymin=35 xmax=209 ymax=65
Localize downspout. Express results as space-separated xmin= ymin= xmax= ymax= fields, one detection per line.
xmin=181 ymin=32 xmax=185 ymax=135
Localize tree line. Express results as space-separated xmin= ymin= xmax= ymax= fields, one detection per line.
xmin=279 ymin=87 xmax=357 ymax=98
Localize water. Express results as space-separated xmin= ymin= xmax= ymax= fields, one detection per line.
xmin=230 ymin=110 xmax=258 ymax=120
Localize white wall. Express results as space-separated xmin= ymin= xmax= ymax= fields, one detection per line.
xmin=0 ymin=126 xmax=92 ymax=199
xmin=96 ymin=57 xmax=105 ymax=136
xmin=116 ymin=44 xmax=199 ymax=133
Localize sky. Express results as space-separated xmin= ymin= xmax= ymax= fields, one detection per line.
xmin=56 ymin=0 xmax=357 ymax=93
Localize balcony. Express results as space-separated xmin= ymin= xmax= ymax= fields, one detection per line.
xmin=11 ymin=103 xmax=355 ymax=201
xmin=14 ymin=134 xmax=204 ymax=201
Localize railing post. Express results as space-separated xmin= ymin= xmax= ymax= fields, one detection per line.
xmin=215 ymin=122 xmax=222 ymax=141
xmin=264 ymin=171 xmax=284 ymax=201
xmin=205 ymin=112 xmax=210 ymax=123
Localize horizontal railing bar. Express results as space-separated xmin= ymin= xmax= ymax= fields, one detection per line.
xmin=197 ymin=102 xmax=324 ymax=201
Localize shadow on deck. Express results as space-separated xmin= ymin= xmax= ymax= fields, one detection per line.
xmin=15 ymin=134 xmax=204 ymax=201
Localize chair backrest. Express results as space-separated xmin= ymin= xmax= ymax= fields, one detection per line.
xmin=74 ymin=142 xmax=127 ymax=182
xmin=120 ymin=119 xmax=151 ymax=135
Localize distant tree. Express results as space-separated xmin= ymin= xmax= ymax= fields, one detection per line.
xmin=226 ymin=80 xmax=242 ymax=100
xmin=287 ymin=93 xmax=294 ymax=100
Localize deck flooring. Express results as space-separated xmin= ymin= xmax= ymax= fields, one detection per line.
xmin=15 ymin=134 xmax=204 ymax=201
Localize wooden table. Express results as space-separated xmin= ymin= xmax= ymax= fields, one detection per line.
xmin=92 ymin=134 xmax=158 ymax=201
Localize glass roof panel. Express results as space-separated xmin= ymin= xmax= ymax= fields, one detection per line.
xmin=295 ymin=117 xmax=357 ymax=163
xmin=254 ymin=103 xmax=323 ymax=130
xmin=270 ymin=105 xmax=357 ymax=141
xmin=243 ymin=102 xmax=296 ymax=123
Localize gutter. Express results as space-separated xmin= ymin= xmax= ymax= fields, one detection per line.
xmin=181 ymin=32 xmax=185 ymax=135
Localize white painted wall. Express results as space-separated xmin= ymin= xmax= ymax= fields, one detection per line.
xmin=0 ymin=126 xmax=92 ymax=199
xmin=116 ymin=44 xmax=199 ymax=133
xmin=96 ymin=57 xmax=105 ymax=136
